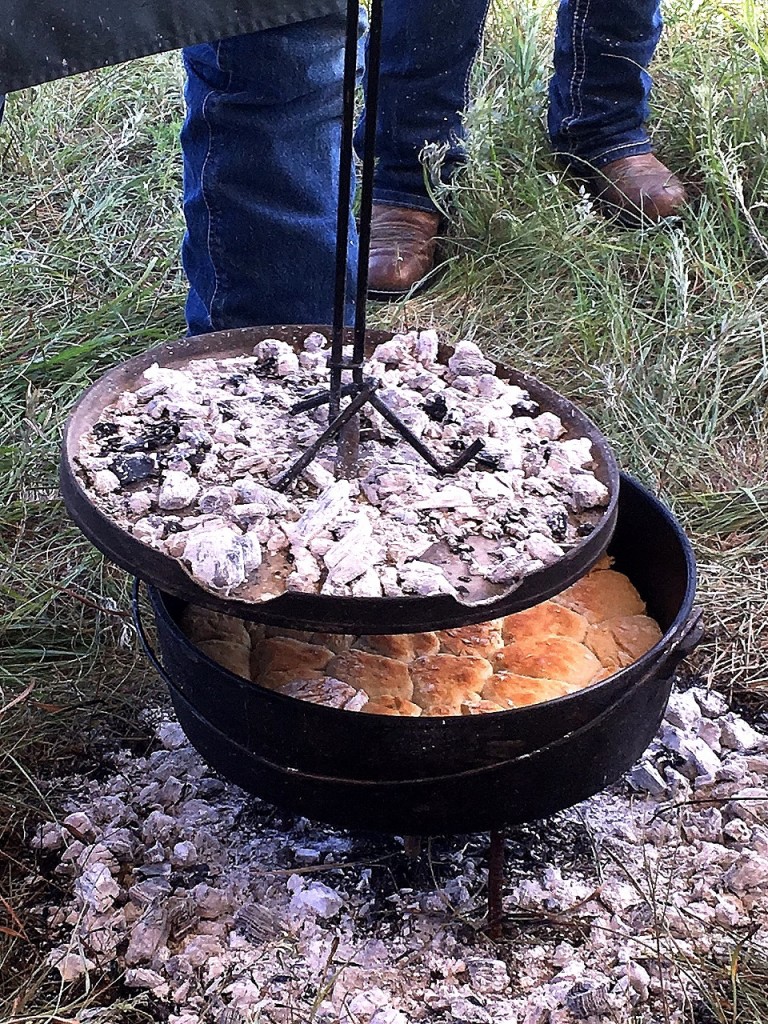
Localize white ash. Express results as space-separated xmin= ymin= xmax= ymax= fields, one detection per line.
xmin=31 ymin=681 xmax=768 ymax=1023
xmin=76 ymin=331 xmax=610 ymax=600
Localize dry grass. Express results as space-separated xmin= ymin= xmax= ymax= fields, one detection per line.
xmin=1 ymin=0 xmax=767 ymax=1018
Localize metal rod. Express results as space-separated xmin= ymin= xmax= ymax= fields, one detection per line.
xmin=271 ymin=382 xmax=378 ymax=491
xmin=352 ymin=0 xmax=384 ymax=382
xmin=487 ymin=830 xmax=505 ymax=941
xmin=280 ymin=380 xmax=485 ymax=489
xmin=274 ymin=0 xmax=492 ymax=490
xmin=336 ymin=416 xmax=361 ymax=479
xmin=330 ymin=0 xmax=361 ymax=418
xmin=291 ymin=383 xmax=358 ymax=415
xmin=368 ymin=392 xmax=485 ymax=475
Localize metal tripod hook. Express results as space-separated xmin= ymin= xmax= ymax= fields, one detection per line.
xmin=272 ymin=0 xmax=486 ymax=491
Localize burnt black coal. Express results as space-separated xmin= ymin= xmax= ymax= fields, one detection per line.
xmin=93 ymin=422 xmax=120 ymax=440
xmin=546 ymin=510 xmax=569 ymax=543
xmin=112 ymin=453 xmax=159 ymax=485
xmin=510 ymin=399 xmax=540 ymax=417
xmin=421 ymin=393 xmax=448 ymax=422
xmin=121 ymin=420 xmax=179 ymax=453
xmin=475 ymin=451 xmax=502 ymax=470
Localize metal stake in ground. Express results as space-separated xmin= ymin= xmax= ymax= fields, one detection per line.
xmin=487 ymin=830 xmax=506 ymax=941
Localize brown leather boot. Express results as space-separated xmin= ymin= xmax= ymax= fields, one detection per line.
xmin=585 ymin=154 xmax=687 ymax=225
xmin=367 ymin=203 xmax=442 ymax=297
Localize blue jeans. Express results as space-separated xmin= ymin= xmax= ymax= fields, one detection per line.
xmin=355 ymin=0 xmax=661 ymax=211
xmin=354 ymin=0 xmax=492 ymax=215
xmin=181 ymin=13 xmax=360 ymax=334
xmin=181 ymin=0 xmax=662 ymax=333
xmin=548 ymin=0 xmax=662 ymax=169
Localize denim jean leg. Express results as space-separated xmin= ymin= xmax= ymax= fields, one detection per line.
xmin=355 ymin=0 xmax=490 ymax=213
xmin=181 ymin=15 xmax=359 ymax=336
xmin=548 ymin=0 xmax=662 ymax=169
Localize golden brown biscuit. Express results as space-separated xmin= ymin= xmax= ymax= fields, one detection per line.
xmin=484 ymin=672 xmax=574 ymax=707
xmin=326 ymin=650 xmax=414 ymax=701
xmin=181 ymin=605 xmax=250 ymax=646
xmin=582 ymin=622 xmax=623 ymax=673
xmin=590 ymin=666 xmax=617 ymax=683
xmin=252 ymin=637 xmax=334 ymax=687
xmin=553 ymin=569 xmax=646 ymax=623
xmin=309 ymin=632 xmax=356 ymax=654
xmin=585 ymin=615 xmax=662 ymax=670
xmin=461 ymin=699 xmax=511 ymax=715
xmin=501 ymin=601 xmax=587 ymax=644
xmin=361 ymin=702 xmax=400 ymax=716
xmin=591 ymin=554 xmax=615 ymax=572
xmin=361 ymin=695 xmax=422 ymax=717
xmin=410 ymin=654 xmax=493 ymax=714
xmin=257 ymin=668 xmax=325 ymax=691
xmin=611 ymin=614 xmax=663 ymax=661
xmin=353 ymin=632 xmax=440 ymax=661
xmin=493 ymin=636 xmax=600 ymax=688
xmin=263 ymin=627 xmax=353 ymax=653
xmin=276 ymin=677 xmax=365 ymax=709
xmin=196 ymin=639 xmax=251 ymax=680
xmin=437 ymin=620 xmax=505 ymax=658
xmin=422 ymin=703 xmax=457 ymax=717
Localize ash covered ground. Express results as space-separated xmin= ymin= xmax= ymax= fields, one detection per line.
xmin=30 ymin=681 xmax=768 ymax=1024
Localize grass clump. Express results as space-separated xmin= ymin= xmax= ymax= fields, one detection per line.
xmin=0 ymin=55 xmax=186 ymax=1013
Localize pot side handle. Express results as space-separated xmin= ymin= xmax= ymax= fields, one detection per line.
xmin=132 ymin=577 xmax=176 ymax=687
xmin=668 ymin=607 xmax=704 ymax=666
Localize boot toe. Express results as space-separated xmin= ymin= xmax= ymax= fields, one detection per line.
xmin=367 ymin=205 xmax=441 ymax=296
xmin=590 ymin=154 xmax=687 ymax=225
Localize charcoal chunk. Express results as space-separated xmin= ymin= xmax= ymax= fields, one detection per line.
xmin=422 ymin=393 xmax=448 ymax=422
xmin=111 ymin=453 xmax=159 ymax=485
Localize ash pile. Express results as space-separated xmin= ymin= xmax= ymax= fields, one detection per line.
xmin=32 ymin=683 xmax=768 ymax=1024
xmin=75 ymin=330 xmax=610 ymax=601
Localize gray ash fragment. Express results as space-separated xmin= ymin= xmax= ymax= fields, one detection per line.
xmin=566 ymin=981 xmax=611 ymax=1018
xmin=234 ymin=902 xmax=284 ymax=944
xmin=217 ymin=1010 xmax=246 ymax=1024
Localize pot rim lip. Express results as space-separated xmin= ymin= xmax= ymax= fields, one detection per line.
xmin=148 ymin=474 xmax=697 ymax=726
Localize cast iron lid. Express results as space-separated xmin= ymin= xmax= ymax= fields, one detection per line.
xmin=60 ymin=324 xmax=620 ymax=633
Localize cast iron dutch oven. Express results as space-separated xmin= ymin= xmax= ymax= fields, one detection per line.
xmin=135 ymin=474 xmax=700 ymax=835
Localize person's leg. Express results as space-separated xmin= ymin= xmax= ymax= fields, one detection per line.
xmin=548 ymin=0 xmax=686 ymax=222
xmin=357 ymin=0 xmax=490 ymax=295
xmin=549 ymin=0 xmax=660 ymax=169
xmin=181 ymin=14 xmax=359 ymax=335
xmin=356 ymin=0 xmax=490 ymax=212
